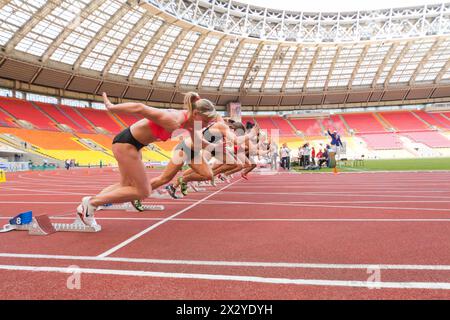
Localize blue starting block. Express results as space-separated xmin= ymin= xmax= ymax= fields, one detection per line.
xmin=0 ymin=211 xmax=101 ymax=235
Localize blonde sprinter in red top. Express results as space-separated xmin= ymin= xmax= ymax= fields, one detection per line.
xmin=77 ymin=92 xmax=217 ymax=227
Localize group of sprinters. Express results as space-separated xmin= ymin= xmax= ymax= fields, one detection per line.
xmin=76 ymin=92 xmax=272 ymax=227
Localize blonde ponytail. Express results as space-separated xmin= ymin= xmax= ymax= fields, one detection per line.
xmin=184 ymin=92 xmax=200 ymax=115
xmin=184 ymin=92 xmax=217 ymax=119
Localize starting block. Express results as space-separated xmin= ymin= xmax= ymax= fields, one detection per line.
xmin=150 ymin=191 xmax=172 ymax=199
xmin=187 ymin=186 xmax=205 ymax=193
xmin=98 ymin=202 xmax=164 ymax=212
xmin=0 ymin=211 xmax=101 ymax=236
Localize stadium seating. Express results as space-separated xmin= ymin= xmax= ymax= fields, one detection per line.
xmin=435 ymin=113 xmax=450 ymax=128
xmin=76 ymin=108 xmax=123 ymax=134
xmin=379 ymin=111 xmax=429 ymax=131
xmin=0 ymin=97 xmax=57 ymax=131
xmin=44 ymin=150 xmax=116 ymax=166
xmin=34 ymin=102 xmax=81 ymax=132
xmin=57 ymin=105 xmax=95 ymax=133
xmin=402 ymin=131 xmax=450 ymax=148
xmin=326 ymin=115 xmax=348 ymax=135
xmin=254 ymin=117 xmax=278 ymax=132
xmin=271 ymin=117 xmax=295 ymax=135
xmin=341 ymin=113 xmax=386 ymax=133
xmin=0 ymin=107 xmax=18 ymax=127
xmin=289 ymin=118 xmax=323 ymax=136
xmin=0 ymin=127 xmax=85 ymax=150
xmin=359 ymin=133 xmax=404 ymax=150
xmin=1 ymin=96 xmax=450 ymax=162
xmin=78 ymin=133 xmax=113 ymax=149
xmin=413 ymin=111 xmax=449 ymax=129
xmin=115 ymin=113 xmax=141 ymax=127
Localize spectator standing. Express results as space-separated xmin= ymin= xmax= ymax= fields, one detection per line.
xmin=304 ymin=143 xmax=311 ymax=167
xmin=280 ymin=143 xmax=291 ymax=170
xmin=270 ymin=142 xmax=278 ymax=170
xmin=298 ymin=146 xmax=304 ymax=167
xmin=311 ymin=147 xmax=316 ymax=166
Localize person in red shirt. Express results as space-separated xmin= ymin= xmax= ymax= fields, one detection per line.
xmin=317 ymin=149 xmax=327 ymax=168
xmin=311 ymin=147 xmax=316 ymax=165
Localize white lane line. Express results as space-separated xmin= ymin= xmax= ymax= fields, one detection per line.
xmin=97 ymin=179 xmax=242 ymax=258
xmin=3 ymin=217 xmax=450 ymax=223
xmin=222 ymin=191 xmax=450 ymax=199
xmin=0 ymin=264 xmax=450 ymax=289
xmin=227 ymin=186 xmax=450 ymax=192
xmin=2 ymin=199 xmax=450 ymax=205
xmin=291 ymin=170 xmax=450 ymax=175
xmin=0 ymin=187 xmax=86 ymax=195
xmin=1 ymin=253 xmax=450 ymax=271
xmin=266 ymin=204 xmax=450 ymax=212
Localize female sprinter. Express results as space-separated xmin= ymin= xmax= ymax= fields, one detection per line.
xmin=77 ymin=92 xmax=217 ymax=226
xmin=167 ymin=118 xmax=245 ymax=196
xmin=169 ymin=119 xmax=260 ymax=196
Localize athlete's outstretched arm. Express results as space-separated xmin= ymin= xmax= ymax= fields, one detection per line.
xmin=103 ymin=92 xmax=178 ymax=129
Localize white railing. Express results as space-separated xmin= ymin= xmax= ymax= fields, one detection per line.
xmin=0 ymin=161 xmax=30 ymax=172
xmin=146 ymin=0 xmax=450 ymax=42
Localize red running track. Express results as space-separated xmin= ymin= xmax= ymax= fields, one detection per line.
xmin=1 ymin=168 xmax=450 ymax=299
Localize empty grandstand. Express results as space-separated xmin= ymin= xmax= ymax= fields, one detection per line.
xmin=0 ymin=0 xmax=449 ymax=165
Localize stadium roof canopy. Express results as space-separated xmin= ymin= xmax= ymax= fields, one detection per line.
xmin=1 ymin=0 xmax=450 ymax=110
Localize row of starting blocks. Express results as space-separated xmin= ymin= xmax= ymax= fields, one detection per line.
xmin=0 ymin=211 xmax=101 ymax=236
xmin=98 ymin=202 xmax=164 ymax=212
xmin=0 ymin=200 xmax=166 ymax=235
xmin=0 ymin=178 xmax=216 ymax=236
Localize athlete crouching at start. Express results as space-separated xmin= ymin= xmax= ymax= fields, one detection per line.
xmin=76 ymin=92 xmax=217 ymax=227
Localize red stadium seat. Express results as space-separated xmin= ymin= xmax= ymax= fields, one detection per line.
xmin=379 ymin=111 xmax=429 ymax=132
xmin=271 ymin=117 xmax=295 ymax=135
xmin=34 ymin=102 xmax=81 ymax=132
xmin=289 ymin=118 xmax=323 ymax=136
xmin=402 ymin=131 xmax=450 ymax=148
xmin=57 ymin=105 xmax=95 ymax=133
xmin=435 ymin=113 xmax=450 ymax=128
xmin=413 ymin=111 xmax=449 ymax=129
xmin=324 ymin=115 xmax=348 ymax=135
xmin=76 ymin=108 xmax=123 ymax=134
xmin=254 ymin=117 xmax=278 ymax=133
xmin=0 ymin=106 xmax=18 ymax=127
xmin=359 ymin=133 xmax=404 ymax=150
xmin=342 ymin=113 xmax=386 ymax=133
xmin=0 ymin=97 xmax=57 ymax=131
xmin=115 ymin=113 xmax=141 ymax=127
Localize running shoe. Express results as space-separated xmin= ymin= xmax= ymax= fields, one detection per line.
xmin=178 ymin=177 xmax=188 ymax=196
xmin=130 ymin=200 xmax=145 ymax=212
xmin=77 ymin=196 xmax=98 ymax=227
xmin=165 ymin=184 xmax=180 ymax=199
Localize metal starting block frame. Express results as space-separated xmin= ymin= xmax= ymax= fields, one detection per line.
xmin=187 ymin=185 xmax=206 ymax=193
xmin=0 ymin=214 xmax=101 ymax=236
xmin=98 ymin=203 xmax=164 ymax=212
xmin=150 ymin=191 xmax=173 ymax=199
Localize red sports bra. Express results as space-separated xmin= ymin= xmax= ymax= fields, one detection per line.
xmin=148 ymin=110 xmax=189 ymax=141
